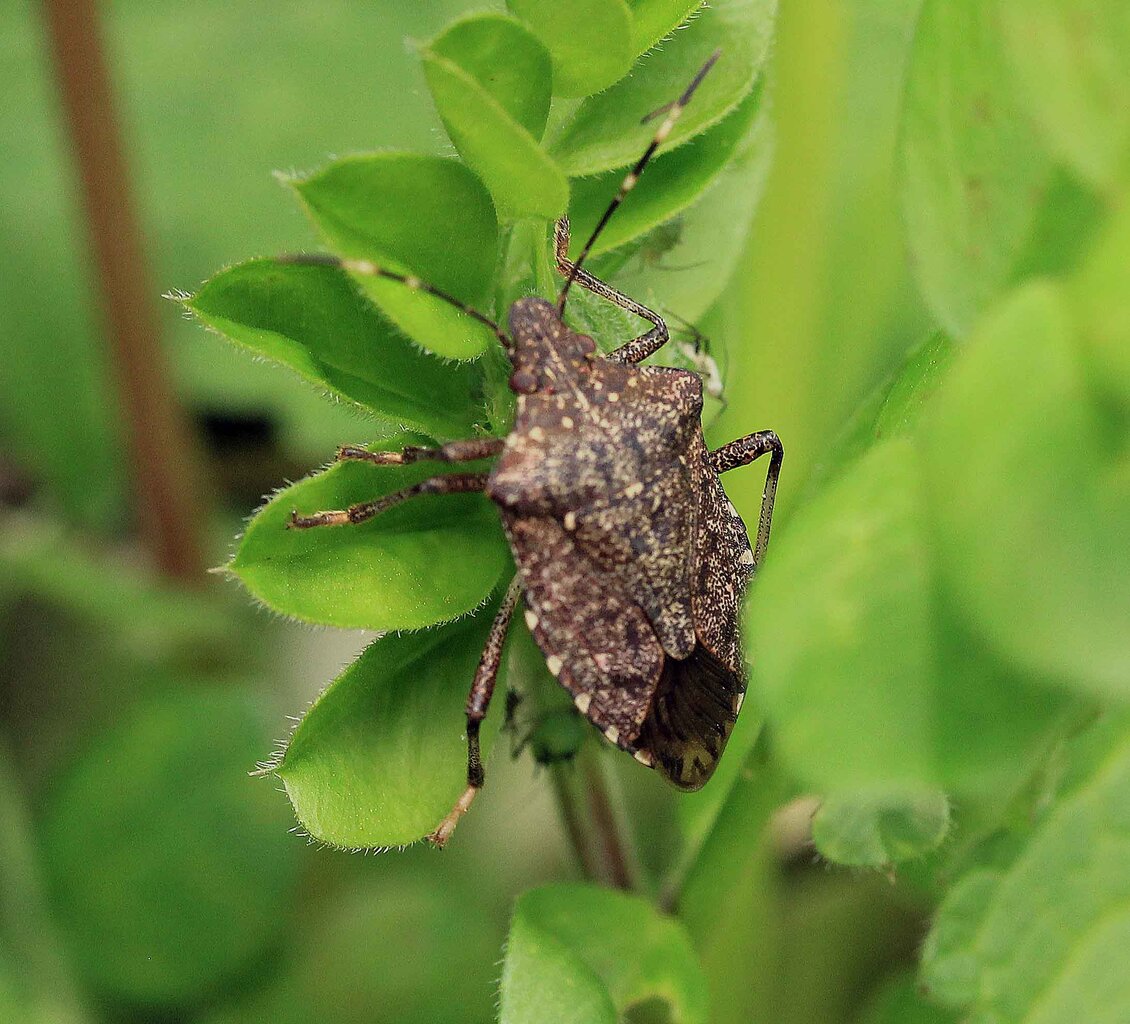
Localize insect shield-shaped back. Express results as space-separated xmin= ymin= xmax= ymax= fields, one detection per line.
xmin=488 ymin=300 xmax=754 ymax=789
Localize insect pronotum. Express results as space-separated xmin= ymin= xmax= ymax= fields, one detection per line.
xmin=284 ymin=51 xmax=783 ymax=847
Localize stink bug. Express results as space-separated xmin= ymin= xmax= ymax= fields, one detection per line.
xmin=285 ymin=52 xmax=782 ymax=846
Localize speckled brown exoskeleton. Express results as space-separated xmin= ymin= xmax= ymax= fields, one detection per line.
xmin=285 ymin=52 xmax=783 ymax=847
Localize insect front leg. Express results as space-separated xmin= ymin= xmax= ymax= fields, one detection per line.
xmin=427 ymin=575 xmax=523 ymax=849
xmin=287 ymin=472 xmax=489 ymax=529
xmin=553 ymin=217 xmax=670 ymax=365
xmin=709 ymin=431 xmax=783 ymax=567
xmin=336 ymin=437 xmax=503 ymax=467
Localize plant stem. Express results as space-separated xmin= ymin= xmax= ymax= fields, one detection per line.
xmin=41 ymin=0 xmax=207 ymax=583
xmin=549 ymin=741 xmax=642 ymax=892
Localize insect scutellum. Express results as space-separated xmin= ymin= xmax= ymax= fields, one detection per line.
xmin=282 ymin=50 xmax=783 ymax=849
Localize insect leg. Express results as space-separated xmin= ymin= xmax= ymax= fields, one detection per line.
xmin=278 ymin=252 xmax=511 ymax=349
xmin=335 ymin=437 xmax=504 ymax=467
xmin=427 ymin=574 xmax=523 ymax=849
xmin=553 ymin=217 xmax=670 ymax=364
xmin=287 ymin=472 xmax=489 ymax=529
xmin=709 ymin=431 xmax=783 ymax=567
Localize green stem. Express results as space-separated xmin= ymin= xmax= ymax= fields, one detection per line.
xmin=549 ymin=741 xmax=642 ymax=892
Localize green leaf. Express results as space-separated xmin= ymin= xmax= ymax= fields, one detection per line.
xmin=39 ymin=690 xmax=299 ymax=1004
xmin=230 ymin=437 xmax=510 ymax=631
xmin=187 ymin=259 xmax=480 ymax=439
xmin=918 ymin=281 xmax=1130 ymax=699
xmin=899 ymin=0 xmax=1057 ymax=336
xmin=422 ymin=16 xmax=567 ymax=220
xmin=506 ymin=0 xmax=634 ymax=98
xmin=290 ymin=154 xmax=500 ymax=359
xmin=276 ymin=605 xmax=508 ymax=848
xmin=859 ymin=973 xmax=957 ymax=1024
xmin=627 ymin=0 xmax=706 ymax=57
xmin=921 ymin=713 xmax=1130 ymax=1023
xmin=500 ymin=884 xmax=709 ymax=1024
xmin=749 ymin=437 xmax=1072 ymax=796
xmin=811 ymin=787 xmax=951 ymax=868
xmin=999 ymin=1 xmax=1130 ymax=192
xmin=549 ymin=0 xmax=775 ymax=175
xmin=565 ymin=79 xmax=764 ymax=258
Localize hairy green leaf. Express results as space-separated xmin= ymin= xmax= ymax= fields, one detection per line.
xmin=1000 ymin=1 xmax=1130 ymax=192
xmin=290 ymin=154 xmax=499 ymax=358
xmin=277 ymin=605 xmax=508 ymax=848
xmin=812 ymin=787 xmax=951 ymax=868
xmin=566 ymin=79 xmax=764 ymax=258
xmin=899 ymin=0 xmax=1056 ymax=336
xmin=187 ymin=259 xmax=480 ymax=439
xmin=549 ymin=0 xmax=775 ymax=175
xmin=919 ymin=281 xmax=1130 ymax=699
xmin=506 ymin=0 xmax=634 ymax=98
xmin=39 ymin=690 xmax=298 ymax=1004
xmin=230 ymin=438 xmax=510 ymax=631
xmin=749 ymin=437 xmax=1071 ymax=796
xmin=628 ymin=0 xmax=706 ymax=56
xmin=922 ymin=714 xmax=1130 ymax=1023
xmin=500 ymin=884 xmax=709 ymax=1024
xmin=423 ymin=15 xmax=566 ymax=220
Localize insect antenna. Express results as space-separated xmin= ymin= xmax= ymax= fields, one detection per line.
xmin=557 ymin=49 xmax=721 ymax=314
xmin=278 ymin=252 xmax=511 ymax=348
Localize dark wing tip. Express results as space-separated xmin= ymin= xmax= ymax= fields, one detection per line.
xmin=634 ymin=642 xmax=744 ymax=791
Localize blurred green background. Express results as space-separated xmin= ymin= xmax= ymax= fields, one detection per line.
xmin=4 ymin=1 xmax=1124 ymax=1022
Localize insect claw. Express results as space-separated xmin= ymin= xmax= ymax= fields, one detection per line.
xmin=426 ymin=783 xmax=480 ymax=849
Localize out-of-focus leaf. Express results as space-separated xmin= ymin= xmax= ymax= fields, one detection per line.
xmin=289 ymin=155 xmax=499 ymax=358
xmin=566 ymin=80 xmax=764 ymax=258
xmin=187 ymin=260 xmax=480 ymax=440
xmin=921 ymin=713 xmax=1130 ymax=1023
xmin=749 ymin=438 xmax=1072 ymax=796
xmin=1000 ymin=1 xmax=1130 ymax=193
xmin=39 ymin=690 xmax=299 ymax=1005
xmin=500 ymin=883 xmax=709 ymax=1024
xmin=628 ymin=0 xmax=706 ymax=56
xmin=203 ymin=875 xmax=501 ymax=1024
xmin=549 ymin=0 xmax=775 ymax=175
xmin=899 ymin=0 xmax=1055 ymax=336
xmin=422 ymin=16 xmax=566 ymax=220
xmin=230 ymin=437 xmax=510 ymax=631
xmin=812 ymin=787 xmax=950 ymax=868
xmin=506 ymin=0 xmax=633 ymax=97
xmin=919 ymin=281 xmax=1130 ymax=699
xmin=277 ymin=604 xmax=507 ymax=848
xmin=859 ymin=973 xmax=957 ymax=1024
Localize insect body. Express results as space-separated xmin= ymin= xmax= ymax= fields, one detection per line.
xmin=286 ymin=53 xmax=782 ymax=846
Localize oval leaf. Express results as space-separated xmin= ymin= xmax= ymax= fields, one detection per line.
xmin=549 ymin=0 xmax=775 ymax=176
xmin=230 ymin=439 xmax=510 ymax=631
xmin=918 ymin=281 xmax=1130 ymax=699
xmin=506 ymin=0 xmax=634 ymax=98
xmin=187 ymin=259 xmax=480 ymax=439
xmin=899 ymin=0 xmax=1056 ymax=336
xmin=628 ymin=0 xmax=706 ymax=57
xmin=566 ymin=78 xmax=764 ymax=259
xmin=812 ymin=787 xmax=951 ymax=868
xmin=422 ymin=15 xmax=567 ymax=220
xmin=39 ymin=690 xmax=299 ymax=1004
xmin=500 ymin=884 xmax=709 ymax=1024
xmin=1000 ymin=0 xmax=1130 ymax=192
xmin=290 ymin=154 xmax=500 ymax=359
xmin=276 ymin=605 xmax=509 ymax=848
xmin=921 ymin=715 xmax=1130 ymax=1024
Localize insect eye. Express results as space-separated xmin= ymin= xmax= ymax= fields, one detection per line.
xmin=576 ymin=334 xmax=596 ymax=355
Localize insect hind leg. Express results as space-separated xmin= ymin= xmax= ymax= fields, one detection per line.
xmin=287 ymin=472 xmax=489 ymax=529
xmin=553 ymin=217 xmax=669 ymax=364
xmin=709 ymin=431 xmax=783 ymax=567
xmin=427 ymin=575 xmax=523 ymax=848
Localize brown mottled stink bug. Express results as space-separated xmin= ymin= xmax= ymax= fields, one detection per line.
xmin=284 ymin=53 xmax=782 ymax=847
